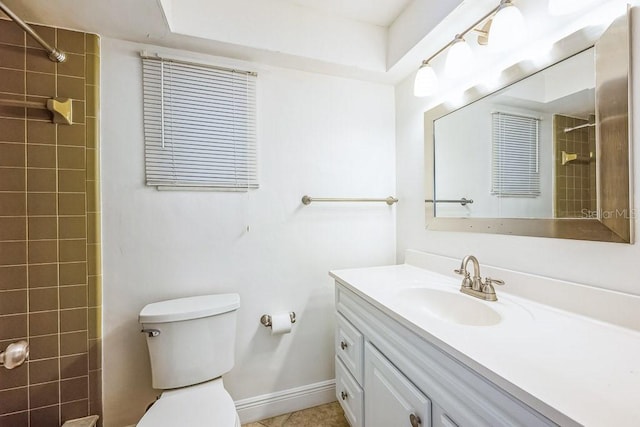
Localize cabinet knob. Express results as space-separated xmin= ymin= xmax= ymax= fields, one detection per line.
xmin=340 ymin=341 xmax=348 ymax=350
xmin=409 ymin=413 xmax=421 ymax=427
xmin=341 ymin=391 xmax=348 ymax=400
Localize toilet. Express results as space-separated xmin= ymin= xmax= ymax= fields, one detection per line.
xmin=137 ymin=293 xmax=241 ymax=427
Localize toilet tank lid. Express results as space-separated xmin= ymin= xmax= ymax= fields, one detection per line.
xmin=139 ymin=294 xmax=240 ymax=324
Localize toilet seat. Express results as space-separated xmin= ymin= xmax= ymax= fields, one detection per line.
xmin=137 ymin=379 xmax=240 ymax=427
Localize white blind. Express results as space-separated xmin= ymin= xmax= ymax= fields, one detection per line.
xmin=491 ymin=112 xmax=540 ymax=197
xmin=142 ymin=55 xmax=258 ymax=190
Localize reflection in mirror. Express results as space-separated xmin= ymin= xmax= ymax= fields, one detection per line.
xmin=424 ymin=12 xmax=632 ymax=243
xmin=433 ymin=48 xmax=595 ymax=219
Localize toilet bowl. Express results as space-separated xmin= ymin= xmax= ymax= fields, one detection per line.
xmin=137 ymin=294 xmax=241 ymax=426
xmin=136 ymin=379 xmax=240 ymax=427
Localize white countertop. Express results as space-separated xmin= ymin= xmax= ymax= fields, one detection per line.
xmin=330 ymin=263 xmax=640 ymax=427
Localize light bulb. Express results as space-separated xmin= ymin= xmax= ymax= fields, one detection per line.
xmin=414 ymin=63 xmax=438 ymax=97
xmin=548 ymin=0 xmax=599 ymax=16
xmin=489 ymin=1 xmax=525 ymax=52
xmin=445 ymin=36 xmax=472 ymax=78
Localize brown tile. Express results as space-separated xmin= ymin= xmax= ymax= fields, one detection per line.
xmin=58 ymin=123 xmax=85 ymax=147
xmin=59 ymin=239 xmax=86 ymax=263
xmin=29 ymin=381 xmax=59 ymax=409
xmin=28 ymin=216 xmax=57 ymax=240
xmin=0 ymin=193 xmax=25 ymax=217
xmin=27 ymin=25 xmax=55 ymax=49
xmin=59 ymin=216 xmax=86 ymax=240
xmin=86 ymin=184 xmax=98 ymax=214
xmin=0 ymin=386 xmax=28 ymax=413
xmin=87 ymin=213 xmax=99 ymax=244
xmin=86 ymin=147 xmax=97 ymax=179
xmin=86 ymin=85 xmax=97 ymax=118
xmin=29 ymin=287 xmax=58 ymax=312
xmin=59 ymin=169 xmax=86 ymax=193
xmin=27 ymin=144 xmax=56 ymax=168
xmin=61 ymin=376 xmax=88 ymax=403
xmin=60 ymin=285 xmax=87 ymax=309
xmin=87 ymin=275 xmax=100 ymax=307
xmin=0 ymin=411 xmax=29 ymax=427
xmin=27 ymin=120 xmax=56 ymax=144
xmin=0 ymin=118 xmax=25 ymax=143
xmin=27 ymin=193 xmax=57 ymax=216
xmin=29 ymin=311 xmax=58 ymax=336
xmin=0 ymin=94 xmax=26 ymax=119
xmin=0 ymin=289 xmax=26 ymax=315
xmin=0 ymin=68 xmax=24 ymax=94
xmin=88 ymin=368 xmax=101 ymax=417
xmin=60 ymin=330 xmax=87 ymax=355
xmin=88 ymin=307 xmax=100 ymax=339
xmin=58 ymin=29 xmax=85 ymax=55
xmin=59 ymin=193 xmax=85 ymax=215
xmin=0 ymin=43 xmax=24 ymax=70
xmin=72 ymin=100 xmax=85 ymax=124
xmin=85 ymin=119 xmax=96 ymax=149
xmin=0 ymin=167 xmax=25 ymax=191
xmin=27 ymin=168 xmax=56 ymax=192
xmin=59 ymin=262 xmax=86 ymax=286
xmin=29 ymin=334 xmax=58 ymax=360
xmin=86 ymin=34 xmax=99 ymax=55
xmin=88 ymin=338 xmax=101 ymax=370
xmin=61 ymin=308 xmax=87 ymax=333
xmin=58 ymin=146 xmax=85 ymax=169
xmin=86 ymin=54 xmax=99 ymax=86
xmin=0 ymin=217 xmax=26 ymax=241
xmin=29 ymin=358 xmax=60 ymax=384
xmin=0 ymin=265 xmax=27 ymax=290
xmin=60 ymin=353 xmax=88 ymax=380
xmin=28 ymin=240 xmax=57 ymax=264
xmin=0 ymin=313 xmax=26 ymax=340
xmin=58 ymin=75 xmax=85 ymax=101
xmin=26 ymin=47 xmax=56 ymax=74
xmin=29 ymin=403 xmax=60 ymax=427
xmin=62 ymin=399 xmax=89 ymax=424
xmin=87 ymin=244 xmax=99 ymax=276
xmin=0 ymin=20 xmax=25 ymax=45
xmin=0 ymin=142 xmax=25 ymax=167
xmin=26 ymin=72 xmax=56 ymax=97
xmin=57 ymin=53 xmax=85 ymax=79
xmin=0 ymin=359 xmax=27 ymax=389
xmin=0 ymin=241 xmax=26 ymax=265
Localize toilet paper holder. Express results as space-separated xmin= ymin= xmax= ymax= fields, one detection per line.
xmin=260 ymin=312 xmax=296 ymax=328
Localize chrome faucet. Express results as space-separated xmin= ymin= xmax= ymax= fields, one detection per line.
xmin=454 ymin=255 xmax=504 ymax=301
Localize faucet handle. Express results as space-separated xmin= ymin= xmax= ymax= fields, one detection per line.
xmin=485 ymin=277 xmax=505 ymax=286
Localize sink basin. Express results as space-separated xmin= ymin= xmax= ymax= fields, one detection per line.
xmin=394 ymin=288 xmax=501 ymax=326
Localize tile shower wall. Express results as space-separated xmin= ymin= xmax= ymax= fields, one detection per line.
xmin=553 ymin=114 xmax=596 ymax=218
xmin=0 ymin=20 xmax=101 ymax=426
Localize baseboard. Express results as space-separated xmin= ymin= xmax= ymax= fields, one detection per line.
xmin=235 ymin=379 xmax=336 ymax=424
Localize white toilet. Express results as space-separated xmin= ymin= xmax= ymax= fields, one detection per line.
xmin=137 ymin=293 xmax=241 ymax=427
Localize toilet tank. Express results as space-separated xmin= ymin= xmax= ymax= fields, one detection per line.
xmin=139 ymin=294 xmax=240 ymax=390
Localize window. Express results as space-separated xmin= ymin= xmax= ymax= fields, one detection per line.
xmin=491 ymin=112 xmax=540 ymax=197
xmin=142 ymin=55 xmax=258 ymax=190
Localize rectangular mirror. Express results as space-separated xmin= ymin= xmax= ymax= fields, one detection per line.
xmin=424 ymin=12 xmax=632 ymax=243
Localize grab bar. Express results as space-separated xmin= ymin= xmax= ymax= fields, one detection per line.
xmin=425 ymin=198 xmax=473 ymax=206
xmin=0 ymin=97 xmax=73 ymax=125
xmin=0 ymin=0 xmax=66 ymax=62
xmin=302 ymin=195 xmax=398 ymax=206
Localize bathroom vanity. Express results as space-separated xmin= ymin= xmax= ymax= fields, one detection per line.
xmin=331 ymin=251 xmax=640 ymax=427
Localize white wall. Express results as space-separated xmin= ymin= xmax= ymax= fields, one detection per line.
xmin=395 ymin=6 xmax=640 ymax=297
xmin=101 ymin=38 xmax=396 ymax=426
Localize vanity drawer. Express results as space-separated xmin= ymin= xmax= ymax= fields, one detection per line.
xmin=336 ymin=356 xmax=364 ymax=427
xmin=335 ymin=313 xmax=364 ymax=384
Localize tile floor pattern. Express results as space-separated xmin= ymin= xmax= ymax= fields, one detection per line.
xmin=242 ymin=401 xmax=350 ymax=427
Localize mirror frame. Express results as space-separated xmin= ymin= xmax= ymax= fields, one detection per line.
xmin=424 ymin=11 xmax=633 ymax=243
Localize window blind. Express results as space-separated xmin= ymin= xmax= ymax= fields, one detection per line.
xmin=142 ymin=55 xmax=258 ymax=190
xmin=491 ymin=112 xmax=540 ymax=197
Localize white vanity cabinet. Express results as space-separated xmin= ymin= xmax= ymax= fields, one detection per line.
xmin=334 ymin=282 xmax=556 ymax=427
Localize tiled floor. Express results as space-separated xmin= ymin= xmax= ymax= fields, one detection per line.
xmin=242 ymin=401 xmax=350 ymax=427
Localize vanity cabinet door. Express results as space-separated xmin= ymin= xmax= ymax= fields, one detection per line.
xmin=335 ymin=357 xmax=364 ymax=427
xmin=336 ymin=313 xmax=364 ymax=384
xmin=365 ymin=342 xmax=432 ymax=427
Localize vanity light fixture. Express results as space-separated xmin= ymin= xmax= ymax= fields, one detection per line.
xmin=413 ymin=0 xmax=525 ymax=97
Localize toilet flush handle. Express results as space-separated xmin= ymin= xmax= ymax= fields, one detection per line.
xmin=141 ymin=329 xmax=161 ymax=337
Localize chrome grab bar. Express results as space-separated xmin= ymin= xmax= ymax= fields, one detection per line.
xmin=302 ymin=195 xmax=398 ymax=205
xmin=425 ymin=198 xmax=473 ymax=206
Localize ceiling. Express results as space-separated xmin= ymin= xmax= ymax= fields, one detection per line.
xmin=0 ymin=0 xmax=468 ymax=83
